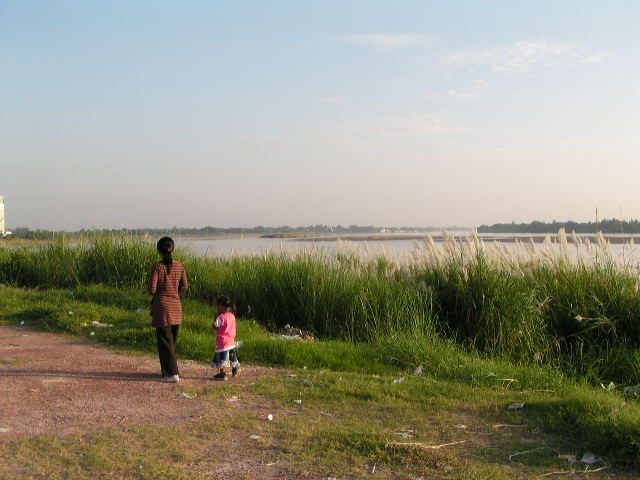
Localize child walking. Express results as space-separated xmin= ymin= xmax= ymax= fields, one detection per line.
xmin=210 ymin=295 xmax=241 ymax=381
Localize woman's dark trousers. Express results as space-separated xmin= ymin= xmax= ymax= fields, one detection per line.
xmin=156 ymin=325 xmax=180 ymax=376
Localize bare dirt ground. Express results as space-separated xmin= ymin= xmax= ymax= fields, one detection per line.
xmin=0 ymin=325 xmax=297 ymax=479
xmin=1 ymin=325 xmax=635 ymax=480
xmin=0 ymin=325 xmax=273 ymax=441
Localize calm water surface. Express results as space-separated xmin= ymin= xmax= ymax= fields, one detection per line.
xmin=177 ymin=233 xmax=640 ymax=262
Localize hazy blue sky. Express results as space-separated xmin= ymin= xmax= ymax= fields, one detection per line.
xmin=2 ymin=0 xmax=639 ymax=229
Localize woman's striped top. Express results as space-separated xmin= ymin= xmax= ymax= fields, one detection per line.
xmin=148 ymin=261 xmax=188 ymax=327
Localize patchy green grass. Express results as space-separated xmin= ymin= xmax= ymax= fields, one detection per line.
xmin=5 ymin=368 xmax=632 ymax=480
xmin=1 ymin=284 xmax=639 ymax=477
xmin=247 ymin=371 xmax=640 ymax=475
xmin=1 ymin=426 xmax=204 ymax=480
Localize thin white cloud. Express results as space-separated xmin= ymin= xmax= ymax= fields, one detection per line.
xmin=444 ymin=89 xmax=475 ymax=100
xmin=312 ymin=97 xmax=343 ymax=104
xmin=443 ymin=39 xmax=610 ymax=74
xmin=421 ymin=88 xmax=476 ymax=101
xmin=341 ymin=34 xmax=428 ymax=49
xmin=420 ymin=79 xmax=489 ymax=102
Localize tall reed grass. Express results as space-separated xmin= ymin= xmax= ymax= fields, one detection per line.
xmin=1 ymin=231 xmax=639 ymax=383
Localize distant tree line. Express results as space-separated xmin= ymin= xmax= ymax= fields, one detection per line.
xmin=88 ymin=225 xmax=460 ymax=236
xmin=7 ymin=224 xmax=464 ymax=239
xmin=8 ymin=228 xmax=59 ymax=240
xmin=477 ymin=219 xmax=640 ymax=234
xmin=13 ymin=221 xmax=639 ymax=238
xmin=114 ymin=225 xmax=453 ymax=236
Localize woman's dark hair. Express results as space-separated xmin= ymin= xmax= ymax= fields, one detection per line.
xmin=216 ymin=295 xmax=232 ymax=308
xmin=157 ymin=237 xmax=175 ymax=274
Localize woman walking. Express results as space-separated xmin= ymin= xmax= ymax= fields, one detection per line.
xmin=148 ymin=237 xmax=188 ymax=383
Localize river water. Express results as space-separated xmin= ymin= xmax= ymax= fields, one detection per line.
xmin=176 ymin=232 xmax=640 ymax=263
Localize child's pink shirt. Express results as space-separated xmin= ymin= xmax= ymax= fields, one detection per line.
xmin=214 ymin=312 xmax=236 ymax=352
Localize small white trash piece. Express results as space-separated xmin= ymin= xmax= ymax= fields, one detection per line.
xmin=413 ymin=365 xmax=424 ymax=376
xmin=89 ymin=332 xmax=95 ymax=336
xmin=293 ymin=399 xmax=302 ymax=405
xmin=580 ymin=452 xmax=601 ymax=465
xmin=20 ymin=321 xmax=24 ymax=325
xmin=267 ymin=414 xmax=274 ymax=421
xmin=249 ymin=435 xmax=260 ymax=440
xmin=393 ymin=376 xmax=406 ymax=384
xmin=175 ymin=392 xmax=195 ymax=399
xmin=508 ymin=402 xmax=524 ymax=410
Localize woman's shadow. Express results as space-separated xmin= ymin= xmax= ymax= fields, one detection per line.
xmin=0 ymin=368 xmax=214 ymax=382
xmin=0 ymin=369 xmax=159 ymax=381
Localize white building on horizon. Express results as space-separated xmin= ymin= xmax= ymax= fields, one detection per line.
xmin=0 ymin=196 xmax=6 ymax=236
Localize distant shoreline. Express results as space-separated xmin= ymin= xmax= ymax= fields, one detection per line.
xmin=292 ymin=233 xmax=640 ymax=244
xmin=3 ymin=231 xmax=640 ymax=247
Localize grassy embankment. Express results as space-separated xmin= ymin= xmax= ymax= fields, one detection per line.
xmin=0 ymin=233 xmax=639 ymax=475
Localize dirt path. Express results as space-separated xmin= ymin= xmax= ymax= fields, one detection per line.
xmin=1 ymin=325 xmax=633 ymax=480
xmin=0 ymin=325 xmax=272 ymax=441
